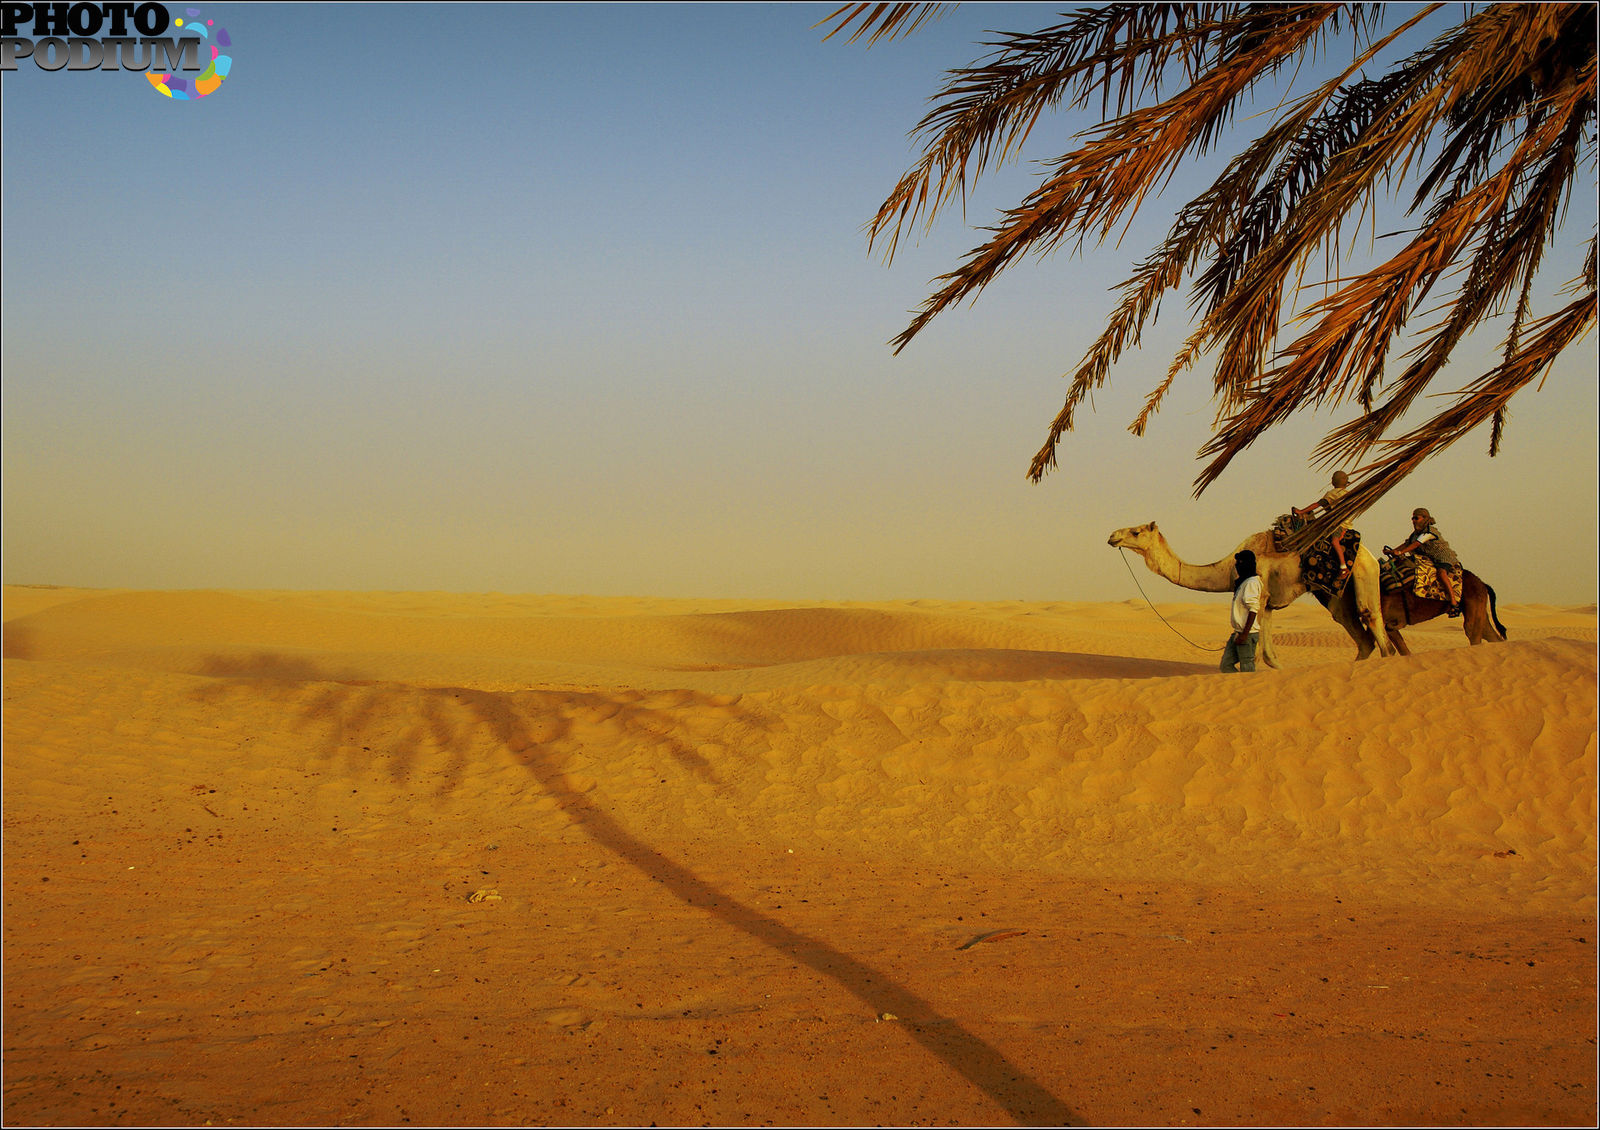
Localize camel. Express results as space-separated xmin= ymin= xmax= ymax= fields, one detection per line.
xmin=1107 ymin=522 xmax=1393 ymax=667
xmin=1332 ymin=566 xmax=1507 ymax=655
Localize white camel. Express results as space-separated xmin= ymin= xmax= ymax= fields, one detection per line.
xmin=1107 ymin=522 xmax=1393 ymax=667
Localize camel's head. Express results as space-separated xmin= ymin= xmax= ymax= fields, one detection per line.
xmin=1107 ymin=522 xmax=1160 ymax=552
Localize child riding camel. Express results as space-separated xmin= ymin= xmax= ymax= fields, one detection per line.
xmin=1293 ymin=470 xmax=1352 ymax=580
xmin=1384 ymin=507 xmax=1462 ymax=616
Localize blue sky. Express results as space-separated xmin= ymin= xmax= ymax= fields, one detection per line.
xmin=4 ymin=3 xmax=1596 ymax=602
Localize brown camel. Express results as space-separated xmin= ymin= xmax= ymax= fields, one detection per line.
xmin=1348 ymin=568 xmax=1508 ymax=655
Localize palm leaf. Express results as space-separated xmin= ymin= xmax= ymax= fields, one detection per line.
xmin=818 ymin=3 xmax=949 ymax=45
xmin=846 ymin=2 xmax=1596 ymax=499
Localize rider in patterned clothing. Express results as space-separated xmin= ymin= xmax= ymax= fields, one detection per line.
xmin=1384 ymin=507 xmax=1462 ymax=615
xmin=1293 ymin=470 xmax=1352 ymax=579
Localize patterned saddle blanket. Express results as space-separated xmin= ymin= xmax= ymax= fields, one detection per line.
xmin=1270 ymin=513 xmax=1358 ymax=598
xmin=1380 ymin=555 xmax=1453 ymax=601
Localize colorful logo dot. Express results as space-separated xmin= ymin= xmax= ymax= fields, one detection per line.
xmin=147 ymin=8 xmax=232 ymax=100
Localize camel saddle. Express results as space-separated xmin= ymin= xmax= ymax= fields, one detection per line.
xmin=1270 ymin=512 xmax=1358 ymax=597
xmin=1380 ymin=555 xmax=1453 ymax=601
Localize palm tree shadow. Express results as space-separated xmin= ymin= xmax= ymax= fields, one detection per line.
xmin=459 ymin=688 xmax=1079 ymax=1126
xmin=193 ymin=659 xmax=1079 ymax=1125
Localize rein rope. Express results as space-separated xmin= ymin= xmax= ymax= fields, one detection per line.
xmin=1117 ymin=548 xmax=1224 ymax=653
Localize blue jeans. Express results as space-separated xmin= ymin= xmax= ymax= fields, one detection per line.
xmin=1220 ymin=633 xmax=1257 ymax=672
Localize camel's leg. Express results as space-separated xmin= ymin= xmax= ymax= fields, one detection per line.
xmin=1463 ymin=577 xmax=1506 ymax=644
xmin=1486 ymin=584 xmax=1508 ymax=642
xmin=1464 ymin=605 xmax=1503 ymax=644
xmin=1351 ymin=553 xmax=1393 ymax=657
xmin=1346 ymin=621 xmax=1376 ymax=660
xmin=1257 ymin=606 xmax=1281 ymax=669
xmin=1379 ymin=596 xmax=1415 ymax=655
xmin=1322 ymin=587 xmax=1376 ymax=659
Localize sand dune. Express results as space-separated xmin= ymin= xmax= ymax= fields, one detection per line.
xmin=4 ymin=586 xmax=1595 ymax=1125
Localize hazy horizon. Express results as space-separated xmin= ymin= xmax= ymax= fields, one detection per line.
xmin=4 ymin=3 xmax=1596 ymax=604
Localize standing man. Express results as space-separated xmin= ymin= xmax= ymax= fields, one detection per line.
xmin=1221 ymin=549 xmax=1263 ymax=673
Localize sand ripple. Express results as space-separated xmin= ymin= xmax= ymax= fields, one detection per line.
xmin=4 ymin=587 xmax=1595 ymax=1125
xmin=5 ymin=588 xmax=1593 ymax=912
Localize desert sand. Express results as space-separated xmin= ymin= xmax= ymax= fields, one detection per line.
xmin=3 ymin=584 xmax=1595 ymax=1126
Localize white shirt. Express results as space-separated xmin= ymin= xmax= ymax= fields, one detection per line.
xmin=1230 ymin=575 xmax=1263 ymax=634
xmin=1322 ymin=485 xmax=1351 ymax=530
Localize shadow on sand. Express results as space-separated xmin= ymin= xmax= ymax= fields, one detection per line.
xmin=194 ymin=655 xmax=1081 ymax=1126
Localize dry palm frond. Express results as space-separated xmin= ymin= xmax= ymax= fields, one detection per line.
xmin=1285 ymin=282 xmax=1596 ymax=552
xmin=845 ymin=2 xmax=1597 ymax=503
xmin=1196 ymin=4 xmax=1597 ymax=503
xmin=818 ymin=3 xmax=949 ymax=46
xmin=887 ymin=5 xmax=1363 ymax=343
